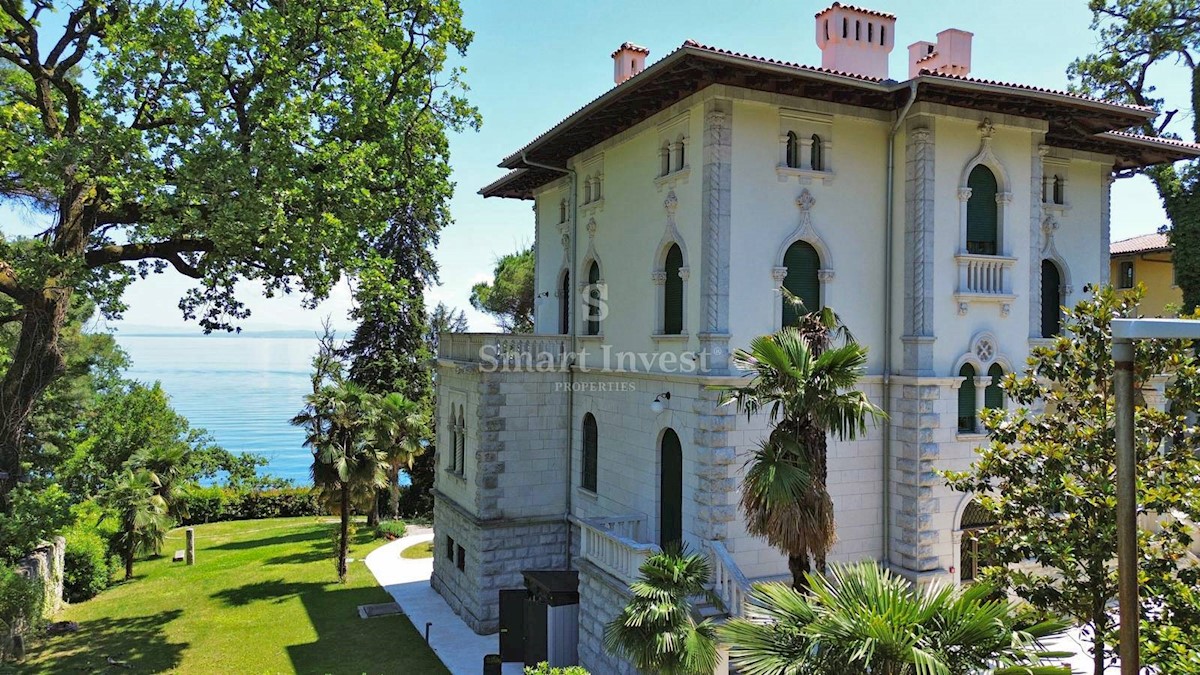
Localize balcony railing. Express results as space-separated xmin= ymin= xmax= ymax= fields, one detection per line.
xmin=705 ymin=539 xmax=752 ymax=619
xmin=955 ymin=253 xmax=1017 ymax=297
xmin=437 ymin=333 xmax=570 ymax=367
xmin=574 ymin=514 xmax=658 ymax=584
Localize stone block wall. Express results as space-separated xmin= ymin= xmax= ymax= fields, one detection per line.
xmin=432 ymin=494 xmax=569 ymax=634
xmin=576 ymin=559 xmax=638 ymax=675
xmin=16 ymin=536 xmax=66 ymax=617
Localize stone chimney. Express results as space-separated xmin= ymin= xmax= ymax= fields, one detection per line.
xmin=612 ymin=42 xmax=650 ymax=85
xmin=814 ymin=2 xmax=896 ymax=80
xmin=908 ymin=28 xmax=972 ymax=79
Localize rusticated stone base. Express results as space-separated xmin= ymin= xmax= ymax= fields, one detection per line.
xmin=576 ymin=559 xmax=638 ymax=675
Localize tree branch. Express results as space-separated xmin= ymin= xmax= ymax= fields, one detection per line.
xmin=84 ymin=238 xmax=215 ymax=278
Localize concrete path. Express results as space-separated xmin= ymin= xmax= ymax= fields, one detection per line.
xmin=366 ymin=531 xmax=523 ymax=675
xmin=1044 ymin=626 xmax=1119 ymax=674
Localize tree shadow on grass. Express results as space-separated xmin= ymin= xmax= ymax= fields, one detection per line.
xmin=206 ymin=526 xmax=328 ymax=551
xmin=261 ymin=529 xmax=377 ymax=566
xmin=210 ymin=579 xmax=325 ymax=607
xmin=286 ymin=586 xmax=449 ymax=675
xmin=26 ymin=609 xmax=187 ymax=674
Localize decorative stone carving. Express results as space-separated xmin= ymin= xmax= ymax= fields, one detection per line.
xmin=817 ymin=268 xmax=835 ymax=282
xmin=957 ymin=301 xmax=969 ymax=316
xmin=1001 ymin=302 xmax=1011 ymax=318
xmin=957 ymin=187 xmax=973 ymax=202
xmin=973 ymin=335 xmax=995 ymax=362
xmin=650 ymin=271 xmax=667 ymax=285
xmin=771 ymin=266 xmax=788 ymax=284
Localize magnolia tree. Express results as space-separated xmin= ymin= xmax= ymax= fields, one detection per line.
xmin=0 ymin=0 xmax=477 ymax=501
xmin=945 ymin=286 xmax=1200 ymax=675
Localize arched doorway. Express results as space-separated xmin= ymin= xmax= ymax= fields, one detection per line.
xmin=659 ymin=429 xmax=682 ymax=549
xmin=959 ymin=500 xmax=996 ymax=583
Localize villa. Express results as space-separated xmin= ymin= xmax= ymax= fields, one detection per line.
xmin=431 ymin=3 xmax=1200 ymax=672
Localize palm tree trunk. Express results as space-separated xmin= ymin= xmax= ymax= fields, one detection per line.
xmin=388 ymin=466 xmax=401 ymax=519
xmin=338 ymin=485 xmax=350 ymax=582
xmin=124 ymin=549 xmax=134 ymax=580
xmin=366 ymin=492 xmax=379 ymax=527
xmin=788 ymin=553 xmax=810 ymax=590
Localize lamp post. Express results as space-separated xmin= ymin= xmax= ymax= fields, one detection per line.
xmin=1110 ymin=318 xmax=1200 ymax=675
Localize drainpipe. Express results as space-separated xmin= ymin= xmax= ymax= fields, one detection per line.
xmin=881 ymin=82 xmax=919 ymax=568
xmin=521 ymin=152 xmax=578 ymax=568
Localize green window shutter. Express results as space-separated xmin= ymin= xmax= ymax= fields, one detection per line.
xmin=582 ymin=414 xmax=598 ymax=492
xmin=659 ymin=429 xmax=683 ymax=549
xmin=559 ymin=271 xmax=570 ymax=335
xmin=810 ymin=134 xmax=823 ymax=171
xmin=782 ymin=241 xmax=821 ymax=327
xmin=958 ymin=364 xmax=977 ymax=433
xmin=1040 ymin=260 xmax=1061 ymax=338
xmin=586 ymin=261 xmax=601 ymax=336
xmin=663 ymin=244 xmax=684 ymax=334
xmin=966 ymin=165 xmax=999 ymax=255
xmin=985 ymin=363 xmax=1004 ymax=410
xmin=786 ymin=132 xmax=799 ymax=168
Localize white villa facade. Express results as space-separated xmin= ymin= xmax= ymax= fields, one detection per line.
xmin=431 ymin=4 xmax=1200 ymax=672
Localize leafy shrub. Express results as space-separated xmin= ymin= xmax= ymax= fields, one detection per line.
xmin=375 ymin=520 xmax=406 ymax=539
xmin=63 ymin=527 xmax=112 ymax=603
xmin=0 ymin=484 xmax=73 ymax=564
xmin=524 ymin=663 xmax=590 ymax=675
xmin=178 ymin=487 xmax=325 ymax=525
xmin=0 ymin=563 xmax=43 ymax=662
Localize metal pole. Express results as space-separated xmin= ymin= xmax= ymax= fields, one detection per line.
xmin=1112 ymin=337 xmax=1139 ymax=674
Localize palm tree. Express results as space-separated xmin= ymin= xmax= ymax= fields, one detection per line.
xmin=128 ymin=443 xmax=190 ymax=520
xmin=603 ymin=547 xmax=719 ymax=675
xmin=722 ymin=310 xmax=885 ymax=589
xmin=292 ymin=379 xmax=388 ymax=581
xmin=100 ymin=469 xmax=172 ymax=580
xmin=372 ymin=392 xmax=429 ymax=520
xmin=720 ymin=562 xmax=1071 ymax=675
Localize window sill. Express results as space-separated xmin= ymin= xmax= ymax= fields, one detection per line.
xmin=1041 ymin=202 xmax=1071 ymax=214
xmin=576 ymin=487 xmax=598 ymax=502
xmin=1029 ymin=337 xmax=1057 ymax=348
xmin=577 ymin=334 xmax=605 ymax=342
xmin=776 ymin=165 xmax=834 ymax=185
xmin=654 ymin=166 xmax=691 ymax=190
xmin=580 ymin=197 xmax=605 ymax=214
xmin=956 ymin=432 xmax=988 ymax=442
xmin=651 ymin=333 xmax=689 ymax=343
xmin=443 ymin=469 xmax=467 ymax=483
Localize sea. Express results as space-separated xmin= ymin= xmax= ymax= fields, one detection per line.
xmin=115 ymin=332 xmax=410 ymax=487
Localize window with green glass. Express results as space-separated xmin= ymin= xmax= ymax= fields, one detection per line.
xmin=586 ymin=261 xmax=601 ymax=336
xmin=966 ymin=165 xmax=999 ymax=255
xmin=985 ymin=363 xmax=1004 ymax=410
xmin=781 ymin=241 xmax=820 ymax=327
xmin=1041 ymin=260 xmax=1061 ymax=338
xmin=663 ymin=244 xmax=684 ymax=334
xmin=559 ymin=270 xmax=570 ymax=335
xmin=1118 ymin=260 xmax=1134 ymax=289
xmin=582 ymin=413 xmax=598 ymax=493
xmin=785 ymin=131 xmax=799 ymax=168
xmin=958 ymin=363 xmax=977 ymax=433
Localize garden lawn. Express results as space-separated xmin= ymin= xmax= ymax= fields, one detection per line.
xmin=21 ymin=517 xmax=448 ymax=674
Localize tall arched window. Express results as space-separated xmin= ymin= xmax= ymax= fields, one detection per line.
xmin=781 ymin=241 xmax=820 ymax=327
xmin=966 ymin=165 xmax=999 ymax=255
xmin=810 ymin=134 xmax=824 ymax=171
xmin=1052 ymin=175 xmax=1064 ymax=205
xmin=586 ymin=260 xmax=602 ymax=336
xmin=582 ymin=413 xmax=598 ymax=492
xmin=660 ymin=143 xmax=670 ymax=177
xmin=659 ymin=428 xmax=683 ymax=548
xmin=583 ymin=178 xmax=592 ymax=204
xmin=455 ymin=405 xmax=466 ymax=473
xmin=663 ymin=244 xmax=684 ymax=335
xmin=984 ymin=364 xmax=1004 ymax=411
xmin=674 ymin=137 xmax=686 ymax=171
xmin=1041 ymin=260 xmax=1062 ymax=338
xmin=958 ymin=364 xmax=977 ymax=433
xmin=959 ymin=501 xmax=996 ymax=582
xmin=559 ymin=270 xmax=570 ymax=335
xmin=559 ymin=199 xmax=567 ymax=223
xmin=785 ymin=131 xmax=799 ymax=169
xmin=447 ymin=409 xmax=459 ymax=472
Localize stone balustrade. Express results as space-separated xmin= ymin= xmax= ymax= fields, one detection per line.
xmin=955 ymin=253 xmax=1017 ymax=296
xmin=437 ymin=332 xmax=571 ymax=368
xmin=705 ymin=539 xmax=751 ymax=618
xmin=575 ymin=515 xmax=658 ymax=585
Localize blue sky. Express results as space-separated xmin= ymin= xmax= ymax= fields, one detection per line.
xmin=2 ymin=0 xmax=1193 ymax=333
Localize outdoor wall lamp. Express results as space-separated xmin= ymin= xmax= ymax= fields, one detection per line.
xmin=650 ymin=392 xmax=671 ymax=414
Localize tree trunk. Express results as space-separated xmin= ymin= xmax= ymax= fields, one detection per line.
xmin=389 ymin=466 xmax=401 ymax=519
xmin=788 ymin=553 xmax=810 ymax=591
xmin=1091 ymin=588 xmax=1108 ymax=675
xmin=124 ymin=549 xmax=134 ymax=580
xmin=338 ymin=485 xmax=350 ymax=582
xmin=0 ymin=295 xmax=71 ymax=503
xmin=366 ymin=492 xmax=379 ymax=527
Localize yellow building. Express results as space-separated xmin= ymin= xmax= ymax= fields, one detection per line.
xmin=1110 ymin=232 xmax=1180 ymax=316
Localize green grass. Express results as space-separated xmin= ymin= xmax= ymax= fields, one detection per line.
xmin=20 ymin=517 xmax=449 ymax=674
xmin=399 ymin=541 xmax=433 ymax=559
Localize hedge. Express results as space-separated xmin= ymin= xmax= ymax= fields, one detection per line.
xmin=180 ymin=487 xmax=326 ymax=525
xmin=63 ymin=527 xmax=114 ymax=603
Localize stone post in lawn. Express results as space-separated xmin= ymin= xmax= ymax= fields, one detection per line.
xmin=186 ymin=528 xmax=196 ymax=565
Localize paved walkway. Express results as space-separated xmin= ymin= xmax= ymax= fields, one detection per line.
xmin=366 ymin=531 xmax=523 ymax=675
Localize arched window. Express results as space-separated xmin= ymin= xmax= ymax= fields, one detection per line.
xmin=660 ymin=143 xmax=670 ymax=177
xmin=659 ymin=428 xmax=683 ymax=548
xmin=781 ymin=241 xmax=820 ymax=327
xmin=855 ymin=20 xmax=861 ymax=40
xmin=583 ymin=178 xmax=592 ymax=204
xmin=559 ymin=270 xmax=570 ymax=335
xmin=842 ymin=17 xmax=848 ymax=38
xmin=966 ymin=165 xmax=999 ymax=255
xmin=455 ymin=405 xmax=466 ymax=473
xmin=663 ymin=244 xmax=684 ymax=335
xmin=582 ymin=413 xmax=598 ymax=492
xmin=785 ymin=131 xmax=799 ymax=169
xmin=586 ymin=260 xmax=602 ymax=336
xmin=1052 ymin=175 xmax=1064 ymax=205
xmin=1041 ymin=260 xmax=1062 ymax=338
xmin=559 ymin=199 xmax=567 ymax=223
xmin=958 ymin=364 xmax=977 ymax=433
xmin=447 ymin=410 xmax=459 ymax=472
xmin=810 ymin=134 xmax=824 ymax=171
xmin=960 ymin=501 xmax=996 ymax=583
xmin=984 ymin=364 xmax=1004 ymax=411
xmin=868 ymin=22 xmax=874 ymax=43
xmin=674 ymin=137 xmax=686 ymax=171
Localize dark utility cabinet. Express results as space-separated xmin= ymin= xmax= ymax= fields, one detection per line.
xmin=498 ymin=570 xmax=580 ymax=667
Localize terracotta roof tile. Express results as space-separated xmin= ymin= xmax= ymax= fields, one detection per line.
xmin=610 ymin=42 xmax=650 ymax=57
xmin=814 ymin=2 xmax=896 ymax=19
xmin=681 ymin=39 xmax=887 ymax=82
xmin=916 ymin=70 xmax=1155 ymax=112
xmin=1111 ymin=232 xmax=1171 ymax=255
xmin=1101 ymin=130 xmax=1200 ymax=150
